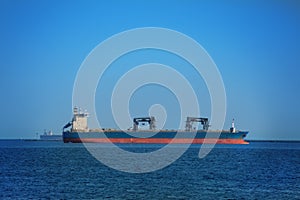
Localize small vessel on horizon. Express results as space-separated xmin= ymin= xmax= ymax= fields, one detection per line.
xmin=40 ymin=130 xmax=62 ymax=141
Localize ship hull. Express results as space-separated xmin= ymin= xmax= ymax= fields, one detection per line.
xmin=63 ymin=131 xmax=249 ymax=144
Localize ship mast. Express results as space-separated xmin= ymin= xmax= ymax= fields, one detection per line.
xmin=230 ymin=118 xmax=236 ymax=133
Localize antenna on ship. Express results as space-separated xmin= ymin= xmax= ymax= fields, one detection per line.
xmin=73 ymin=106 xmax=78 ymax=115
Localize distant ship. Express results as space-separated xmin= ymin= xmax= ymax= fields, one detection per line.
xmin=40 ymin=130 xmax=62 ymax=141
xmin=63 ymin=107 xmax=249 ymax=144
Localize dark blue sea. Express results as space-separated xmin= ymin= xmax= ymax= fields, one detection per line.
xmin=0 ymin=140 xmax=299 ymax=199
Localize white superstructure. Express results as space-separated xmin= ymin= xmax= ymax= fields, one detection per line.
xmin=71 ymin=107 xmax=89 ymax=132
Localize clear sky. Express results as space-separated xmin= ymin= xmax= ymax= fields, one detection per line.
xmin=0 ymin=0 xmax=299 ymax=140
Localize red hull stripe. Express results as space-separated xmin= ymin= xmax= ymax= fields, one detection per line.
xmin=64 ymin=138 xmax=249 ymax=144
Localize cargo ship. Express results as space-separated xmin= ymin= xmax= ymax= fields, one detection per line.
xmin=40 ymin=130 xmax=62 ymax=141
xmin=63 ymin=107 xmax=249 ymax=144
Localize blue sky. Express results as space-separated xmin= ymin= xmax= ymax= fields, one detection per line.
xmin=0 ymin=0 xmax=299 ymax=140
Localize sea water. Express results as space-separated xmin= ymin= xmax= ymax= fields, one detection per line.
xmin=0 ymin=140 xmax=299 ymax=199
